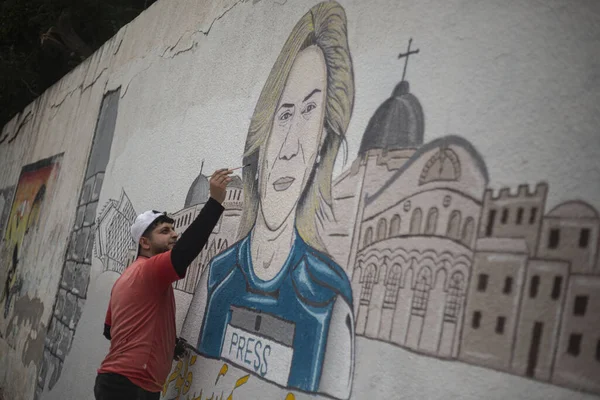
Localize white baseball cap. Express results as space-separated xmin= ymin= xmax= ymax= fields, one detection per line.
xmin=131 ymin=210 xmax=168 ymax=257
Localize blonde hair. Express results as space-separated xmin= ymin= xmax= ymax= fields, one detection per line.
xmin=237 ymin=1 xmax=354 ymax=252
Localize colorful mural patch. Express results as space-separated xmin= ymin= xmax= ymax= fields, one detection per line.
xmin=1 ymin=154 xmax=62 ymax=320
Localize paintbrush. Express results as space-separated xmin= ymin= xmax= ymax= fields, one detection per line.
xmin=207 ymin=164 xmax=250 ymax=178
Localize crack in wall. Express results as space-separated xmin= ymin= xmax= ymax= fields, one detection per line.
xmin=50 ymin=67 xmax=108 ymax=111
xmin=2 ymin=110 xmax=33 ymax=145
xmin=120 ymin=63 xmax=153 ymax=99
xmin=113 ymin=27 xmax=127 ymax=56
xmin=48 ymin=30 xmax=125 ymax=117
xmin=160 ymin=0 xmax=248 ymax=60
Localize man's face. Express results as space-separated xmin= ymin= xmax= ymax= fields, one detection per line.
xmin=142 ymin=222 xmax=178 ymax=256
xmin=258 ymin=45 xmax=327 ymax=230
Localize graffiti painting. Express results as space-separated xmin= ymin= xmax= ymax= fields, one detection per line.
xmin=1 ymin=154 xmax=62 ymax=319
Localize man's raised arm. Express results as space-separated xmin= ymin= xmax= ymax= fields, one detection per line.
xmin=170 ymin=168 xmax=232 ymax=278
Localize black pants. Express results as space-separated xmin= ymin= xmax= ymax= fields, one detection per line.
xmin=94 ymin=372 xmax=160 ymax=400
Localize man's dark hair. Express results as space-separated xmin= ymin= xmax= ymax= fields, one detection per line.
xmin=136 ymin=214 xmax=175 ymax=255
xmin=141 ymin=214 xmax=175 ymax=239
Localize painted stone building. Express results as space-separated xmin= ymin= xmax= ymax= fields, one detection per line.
xmin=336 ymin=69 xmax=600 ymax=394
xmin=463 ymin=194 xmax=600 ymax=393
xmin=327 ymin=75 xmax=487 ymax=360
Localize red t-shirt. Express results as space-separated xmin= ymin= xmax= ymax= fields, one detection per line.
xmin=98 ymin=251 xmax=182 ymax=392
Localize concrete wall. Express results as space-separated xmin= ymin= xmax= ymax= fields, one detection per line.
xmin=0 ymin=0 xmax=599 ymax=399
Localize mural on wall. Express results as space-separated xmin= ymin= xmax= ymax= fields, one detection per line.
xmin=0 ymin=1 xmax=596 ymax=400
xmin=44 ymin=1 xmax=598 ymax=399
xmin=94 ymin=189 xmax=137 ymax=275
xmin=193 ymin=1 xmax=355 ymax=398
xmin=0 ymin=154 xmax=62 ymax=321
xmin=158 ymin=3 xmax=599 ymax=400
xmin=37 ymin=89 xmax=120 ymax=398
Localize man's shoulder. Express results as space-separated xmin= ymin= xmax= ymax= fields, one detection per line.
xmin=116 ymin=257 xmax=154 ymax=287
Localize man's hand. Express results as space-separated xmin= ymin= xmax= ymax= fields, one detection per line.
xmin=174 ymin=337 xmax=187 ymax=361
xmin=209 ymin=169 xmax=232 ymax=204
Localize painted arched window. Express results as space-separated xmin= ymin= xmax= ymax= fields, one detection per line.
xmin=447 ymin=210 xmax=462 ymax=239
xmin=377 ymin=218 xmax=387 ymax=241
xmin=384 ymin=264 xmax=402 ymax=307
xmin=410 ymin=208 xmax=422 ymax=234
xmin=462 ymin=217 xmax=475 ymax=245
xmin=389 ymin=214 xmax=401 ymax=237
xmin=363 ymin=227 xmax=373 ymax=248
xmin=444 ymin=271 xmax=465 ymax=323
xmin=425 ymin=208 xmax=439 ymax=235
xmin=360 ymin=264 xmax=377 ymax=304
xmin=411 ymin=267 xmax=432 ymax=316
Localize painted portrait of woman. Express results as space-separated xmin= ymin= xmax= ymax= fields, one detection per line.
xmin=181 ymin=2 xmax=355 ymax=399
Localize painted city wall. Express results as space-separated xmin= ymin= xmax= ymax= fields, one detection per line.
xmin=0 ymin=0 xmax=599 ymax=400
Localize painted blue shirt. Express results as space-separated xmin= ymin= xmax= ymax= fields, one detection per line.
xmin=196 ymin=230 xmax=353 ymax=393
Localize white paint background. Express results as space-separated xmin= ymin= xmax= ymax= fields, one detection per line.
xmin=103 ymin=0 xmax=600 ymax=215
xmin=0 ymin=0 xmax=596 ymax=398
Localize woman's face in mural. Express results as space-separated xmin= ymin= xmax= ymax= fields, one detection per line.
xmin=259 ymin=45 xmax=327 ymax=230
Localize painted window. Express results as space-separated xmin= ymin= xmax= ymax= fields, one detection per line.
xmin=548 ymin=228 xmax=560 ymax=249
xmin=574 ymin=296 xmax=588 ymax=316
xmin=389 ymin=214 xmax=401 ymax=237
xmin=501 ymin=208 xmax=509 ymax=224
xmin=444 ymin=271 xmax=465 ymax=323
xmin=551 ymin=276 xmax=562 ymax=300
xmin=485 ymin=209 xmax=496 ymax=237
xmin=529 ymin=207 xmax=538 ymax=224
xmin=495 ymin=316 xmax=506 ymax=334
xmin=447 ymin=210 xmax=461 ymax=238
xmin=579 ymin=228 xmax=590 ymax=248
xmin=383 ymin=264 xmax=402 ymax=307
xmin=363 ymin=227 xmax=373 ymax=248
xmin=477 ymin=274 xmax=488 ymax=292
xmin=529 ymin=275 xmax=540 ymax=298
xmin=360 ymin=265 xmax=377 ymax=305
xmin=516 ymin=207 xmax=524 ymax=225
xmin=425 ymin=208 xmax=438 ymax=234
xmin=472 ymin=311 xmax=482 ymax=329
xmin=377 ymin=218 xmax=387 ymax=241
xmin=410 ymin=208 xmax=422 ymax=234
xmin=411 ymin=267 xmax=432 ymax=317
xmin=568 ymin=333 xmax=582 ymax=356
xmin=503 ymin=277 xmax=513 ymax=294
xmin=462 ymin=217 xmax=474 ymax=244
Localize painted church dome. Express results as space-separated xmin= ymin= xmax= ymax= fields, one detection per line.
xmin=358 ymin=80 xmax=424 ymax=155
xmin=184 ymin=172 xmax=209 ymax=208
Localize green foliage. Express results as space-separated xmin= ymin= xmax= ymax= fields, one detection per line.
xmin=0 ymin=0 xmax=156 ymax=128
